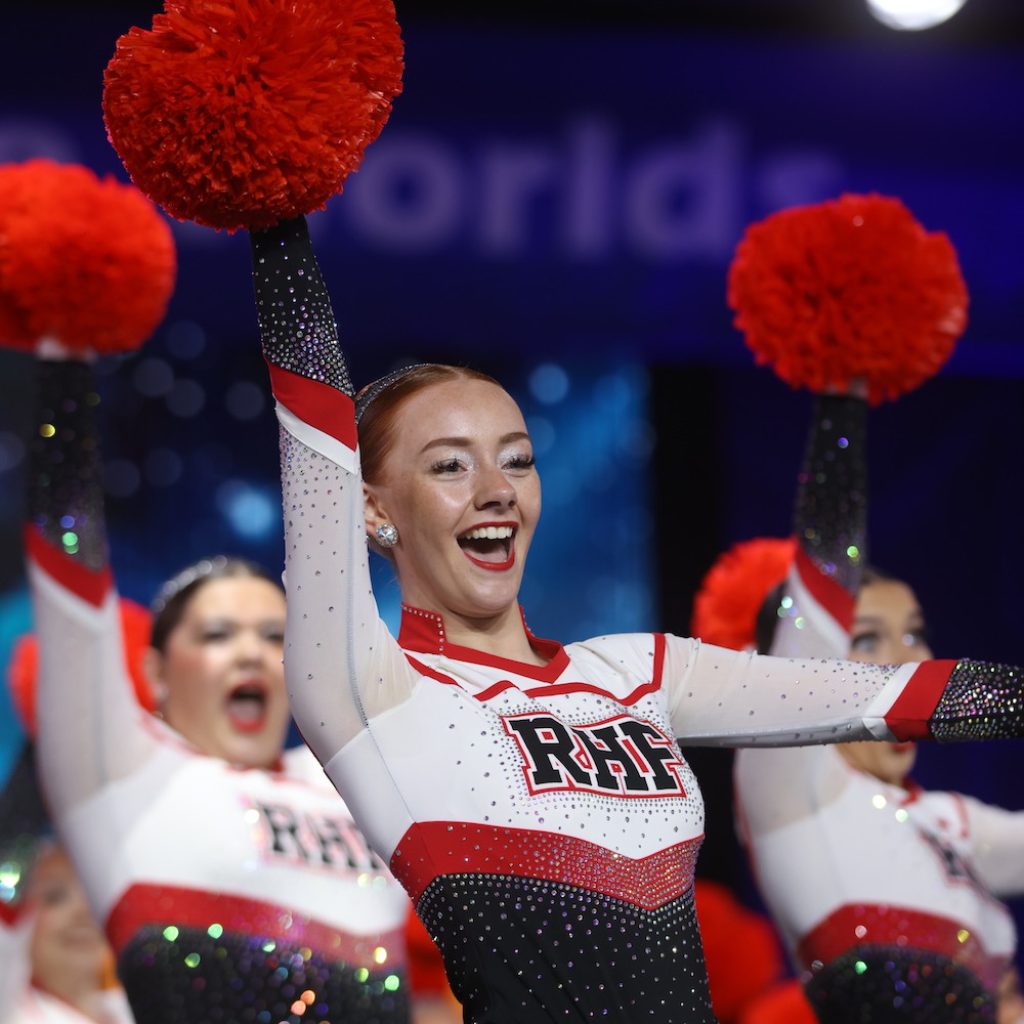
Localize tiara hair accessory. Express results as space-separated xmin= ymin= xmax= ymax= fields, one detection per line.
xmin=151 ymin=555 xmax=230 ymax=616
xmin=354 ymin=364 xmax=427 ymax=423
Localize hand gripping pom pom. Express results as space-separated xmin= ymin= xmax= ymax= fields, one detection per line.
xmin=727 ymin=194 xmax=968 ymax=404
xmin=103 ymin=0 xmax=404 ymax=231
xmin=691 ymin=537 xmax=796 ymax=652
xmin=0 ymin=160 xmax=176 ymax=355
xmin=8 ymin=599 xmax=157 ymax=738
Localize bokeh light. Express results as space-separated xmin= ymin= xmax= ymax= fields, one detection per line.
xmin=865 ymin=0 xmax=968 ymax=30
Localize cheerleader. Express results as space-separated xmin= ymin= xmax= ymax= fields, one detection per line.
xmin=99 ymin=6 xmax=1024 ymax=1020
xmin=711 ymin=196 xmax=1024 ymax=1022
xmin=5 ymin=844 xmax=134 ymax=1024
xmin=4 ymin=161 xmax=428 ymax=1024
xmin=241 ymin=212 xmax=1024 ymax=1024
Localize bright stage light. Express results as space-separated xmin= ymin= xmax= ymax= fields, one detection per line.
xmin=865 ymin=0 xmax=968 ymax=30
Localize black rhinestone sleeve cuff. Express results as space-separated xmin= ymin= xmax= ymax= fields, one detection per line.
xmin=929 ymin=659 xmax=1024 ymax=742
xmin=250 ymin=217 xmax=354 ymax=398
xmin=29 ymin=359 xmax=109 ymax=572
xmin=793 ymin=394 xmax=867 ymax=597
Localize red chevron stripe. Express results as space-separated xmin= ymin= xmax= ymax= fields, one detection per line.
xmin=793 ymin=545 xmax=855 ymax=632
xmin=883 ymin=660 xmax=957 ymax=740
xmin=268 ymin=362 xmax=357 ymax=451
xmin=390 ymin=821 xmax=702 ymax=911
xmin=24 ymin=527 xmax=112 ymax=608
xmin=106 ymin=882 xmax=406 ymax=969
xmin=797 ymin=902 xmax=1005 ymax=992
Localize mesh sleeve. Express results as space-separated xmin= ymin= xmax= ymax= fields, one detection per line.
xmin=250 ymin=218 xmax=415 ymax=764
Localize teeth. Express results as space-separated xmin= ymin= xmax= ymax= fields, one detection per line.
xmin=463 ymin=526 xmax=514 ymax=541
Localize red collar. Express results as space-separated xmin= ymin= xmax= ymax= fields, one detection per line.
xmin=398 ymin=603 xmax=569 ymax=683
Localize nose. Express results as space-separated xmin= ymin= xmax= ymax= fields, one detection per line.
xmin=474 ymin=462 xmax=517 ymax=511
xmin=64 ymin=882 xmax=94 ymax=927
xmin=233 ymin=628 xmax=268 ymax=666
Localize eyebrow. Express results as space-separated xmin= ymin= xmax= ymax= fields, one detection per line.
xmin=852 ymin=612 xmax=924 ymax=626
xmin=418 ymin=431 xmax=530 ymax=455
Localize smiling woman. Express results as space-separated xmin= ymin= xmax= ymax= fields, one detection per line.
xmin=360 ymin=371 xmax=543 ymax=661
xmin=250 ymin=214 xmax=1024 ymax=1024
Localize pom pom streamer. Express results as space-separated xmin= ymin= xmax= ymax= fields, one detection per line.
xmin=103 ymin=0 xmax=404 ymax=231
xmin=0 ymin=160 xmax=176 ymax=354
xmin=727 ymin=194 xmax=968 ymax=404
xmin=691 ymin=537 xmax=796 ymax=652
xmin=8 ymin=599 xmax=157 ymax=738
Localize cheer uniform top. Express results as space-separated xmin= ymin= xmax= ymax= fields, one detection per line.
xmin=6 ymin=988 xmax=135 ymax=1024
xmin=734 ymin=396 xmax=1024 ymax=1022
xmin=251 ymin=218 xmax=1024 ymax=1024
xmin=25 ymin=360 xmax=413 ymax=1024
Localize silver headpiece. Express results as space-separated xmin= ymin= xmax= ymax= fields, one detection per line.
xmin=354 ymin=364 xmax=428 ymax=423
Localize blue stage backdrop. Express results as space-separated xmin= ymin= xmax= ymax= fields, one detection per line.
xmin=0 ymin=4 xmax=1022 ymax=971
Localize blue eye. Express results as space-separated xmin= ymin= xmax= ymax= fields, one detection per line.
xmin=903 ymin=629 xmax=929 ymax=648
xmin=431 ymin=459 xmax=463 ymax=474
xmin=850 ymin=632 xmax=878 ymax=653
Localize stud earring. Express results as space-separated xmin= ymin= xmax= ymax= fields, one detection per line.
xmin=375 ymin=522 xmax=399 ymax=547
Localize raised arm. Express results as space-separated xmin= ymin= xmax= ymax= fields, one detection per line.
xmin=772 ymin=393 xmax=866 ymax=659
xmin=251 ymin=217 xmax=415 ymax=765
xmin=26 ymin=357 xmax=155 ymax=819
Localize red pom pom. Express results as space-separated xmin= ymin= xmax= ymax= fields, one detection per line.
xmin=7 ymin=598 xmax=157 ymax=738
xmin=696 ymin=880 xmax=784 ymax=1023
xmin=691 ymin=538 xmax=796 ymax=651
xmin=727 ymin=194 xmax=968 ymax=404
xmin=103 ymin=0 xmax=404 ymax=231
xmin=0 ymin=160 xmax=176 ymax=354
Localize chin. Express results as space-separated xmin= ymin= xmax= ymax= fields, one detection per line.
xmin=219 ymin=732 xmax=282 ymax=770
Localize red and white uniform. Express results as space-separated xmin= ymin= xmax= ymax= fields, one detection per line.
xmin=737 ymin=389 xmax=1024 ymax=1015
xmin=6 ymin=987 xmax=134 ymax=1024
xmin=26 ymin=532 xmax=413 ymax=1024
xmin=254 ymin=217 xmax=1024 ymax=1022
xmin=738 ymin=736 xmax=1023 ymax=992
xmin=256 ymin=229 xmax=987 ymax=1024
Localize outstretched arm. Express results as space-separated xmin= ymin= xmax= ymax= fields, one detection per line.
xmin=668 ymin=635 xmax=1024 ymax=748
xmin=251 ymin=217 xmax=415 ymax=765
xmin=26 ymin=357 xmax=154 ymax=819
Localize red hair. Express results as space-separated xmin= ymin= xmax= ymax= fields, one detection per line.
xmin=357 ymin=364 xmax=502 ymax=485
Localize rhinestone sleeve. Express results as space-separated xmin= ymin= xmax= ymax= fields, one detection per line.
xmin=249 ymin=217 xmax=354 ymax=397
xmin=793 ymin=394 xmax=867 ymax=596
xmin=29 ymin=359 xmax=109 ymax=572
xmin=27 ymin=356 xmax=157 ymax=815
xmin=929 ymin=660 xmax=1024 ymax=742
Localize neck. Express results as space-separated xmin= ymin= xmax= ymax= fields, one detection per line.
xmin=428 ymin=603 xmax=548 ymax=666
xmin=35 ymin=970 xmax=104 ymax=1021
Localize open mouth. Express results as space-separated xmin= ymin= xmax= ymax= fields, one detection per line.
xmin=457 ymin=522 xmax=517 ymax=572
xmin=226 ymin=681 xmax=269 ymax=734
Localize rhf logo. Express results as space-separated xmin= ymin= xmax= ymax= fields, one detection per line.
xmin=502 ymin=712 xmax=687 ymax=798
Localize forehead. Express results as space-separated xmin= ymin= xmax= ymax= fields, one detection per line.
xmin=855 ymin=579 xmax=922 ymax=620
xmin=182 ymin=576 xmax=285 ymax=619
xmin=390 ymin=378 xmax=527 ymax=446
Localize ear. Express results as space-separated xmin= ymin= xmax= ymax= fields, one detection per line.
xmin=142 ymin=647 xmax=169 ymax=708
xmin=363 ymin=482 xmax=391 ymax=535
